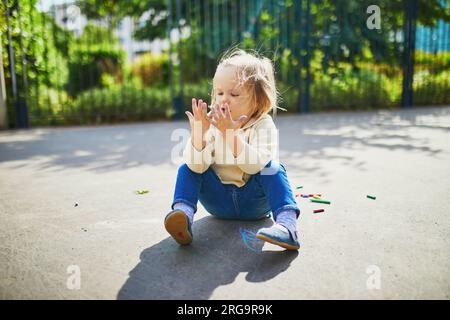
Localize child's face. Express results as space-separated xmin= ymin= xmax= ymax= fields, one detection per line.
xmin=213 ymin=66 xmax=253 ymax=122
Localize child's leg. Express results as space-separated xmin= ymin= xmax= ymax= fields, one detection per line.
xmin=254 ymin=160 xmax=301 ymax=250
xmin=255 ymin=161 xmax=300 ymax=221
xmin=166 ymin=163 xmax=235 ymax=245
xmin=165 ymin=163 xmax=206 ymax=245
xmin=234 ymin=175 xmax=272 ymax=220
xmin=171 ymin=163 xmax=236 ymax=220
xmin=171 ymin=163 xmax=203 ymax=217
xmin=197 ymin=169 xmax=240 ymax=219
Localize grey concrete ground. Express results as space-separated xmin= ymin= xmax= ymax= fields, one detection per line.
xmin=0 ymin=106 xmax=449 ymax=300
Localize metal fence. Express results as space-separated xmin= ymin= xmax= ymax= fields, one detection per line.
xmin=1 ymin=0 xmax=449 ymax=128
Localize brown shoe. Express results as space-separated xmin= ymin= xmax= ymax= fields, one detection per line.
xmin=164 ymin=209 xmax=193 ymax=245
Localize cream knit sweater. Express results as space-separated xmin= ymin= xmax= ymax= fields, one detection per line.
xmin=183 ymin=113 xmax=278 ymax=187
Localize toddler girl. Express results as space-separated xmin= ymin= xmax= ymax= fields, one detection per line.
xmin=164 ymin=49 xmax=300 ymax=250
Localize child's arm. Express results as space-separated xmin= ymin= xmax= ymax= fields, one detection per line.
xmin=183 ymin=128 xmax=215 ymax=173
xmin=185 ymin=98 xmax=210 ymax=151
xmin=233 ymin=117 xmax=278 ymax=174
xmin=183 ymin=98 xmax=215 ymax=173
xmin=209 ymin=104 xmax=277 ymax=174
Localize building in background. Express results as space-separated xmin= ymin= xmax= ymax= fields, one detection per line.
xmin=416 ymin=21 xmax=450 ymax=53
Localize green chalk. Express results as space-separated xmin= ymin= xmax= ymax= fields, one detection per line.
xmin=310 ymin=199 xmax=331 ymax=205
xmin=296 ymin=186 xmax=303 ymax=189
xmin=367 ymin=195 xmax=376 ymax=200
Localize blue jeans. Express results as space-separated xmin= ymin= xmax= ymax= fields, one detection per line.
xmin=171 ymin=160 xmax=300 ymax=221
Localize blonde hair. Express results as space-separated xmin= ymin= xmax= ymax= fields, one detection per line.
xmin=211 ymin=48 xmax=280 ymax=121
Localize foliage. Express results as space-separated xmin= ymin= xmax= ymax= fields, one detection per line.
xmin=129 ymin=52 xmax=170 ymax=87
xmin=1 ymin=0 xmax=449 ymax=128
xmin=67 ymin=23 xmax=125 ymax=95
xmin=414 ymin=70 xmax=450 ymax=105
xmin=75 ymin=0 xmax=450 ymax=67
xmin=1 ymin=0 xmax=71 ymax=94
xmin=415 ymin=51 xmax=450 ymax=72
xmin=67 ymin=81 xmax=173 ymax=124
xmin=310 ymin=69 xmax=396 ymax=110
xmin=23 ymin=80 xmax=212 ymax=125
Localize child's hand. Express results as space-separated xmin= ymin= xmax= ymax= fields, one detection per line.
xmin=185 ymin=98 xmax=211 ymax=150
xmin=208 ymin=103 xmax=247 ymax=136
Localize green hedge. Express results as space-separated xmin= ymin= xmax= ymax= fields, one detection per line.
xmin=67 ymin=47 xmax=125 ymax=96
xmin=414 ymin=70 xmax=450 ymax=105
xmin=129 ymin=52 xmax=170 ymax=88
xmin=278 ymin=69 xmax=398 ymax=112
xmin=63 ymin=81 xmax=213 ymax=125
xmin=66 ymin=82 xmax=172 ymax=124
xmin=26 ymin=72 xmax=449 ymax=126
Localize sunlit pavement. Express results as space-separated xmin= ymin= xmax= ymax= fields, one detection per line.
xmin=1 ymin=105 xmax=449 ymax=299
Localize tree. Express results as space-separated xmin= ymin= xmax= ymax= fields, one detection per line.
xmin=1 ymin=0 xmax=72 ymax=93
xmin=76 ymin=0 xmax=167 ymax=39
xmin=76 ymin=0 xmax=449 ymax=67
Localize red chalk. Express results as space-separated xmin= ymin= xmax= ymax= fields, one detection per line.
xmin=313 ymin=209 xmax=325 ymax=213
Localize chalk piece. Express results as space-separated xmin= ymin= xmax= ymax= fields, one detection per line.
xmin=313 ymin=209 xmax=324 ymax=213
xmin=310 ymin=199 xmax=331 ymax=205
xmin=296 ymin=186 xmax=303 ymax=189
xmin=367 ymin=195 xmax=376 ymax=200
xmin=313 ymin=195 xmax=321 ymax=199
xmin=301 ymin=195 xmax=309 ymax=198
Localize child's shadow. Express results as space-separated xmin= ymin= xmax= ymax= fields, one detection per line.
xmin=117 ymin=216 xmax=299 ymax=299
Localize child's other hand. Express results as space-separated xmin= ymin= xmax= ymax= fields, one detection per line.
xmin=185 ymin=98 xmax=211 ymax=150
xmin=208 ymin=103 xmax=247 ymax=136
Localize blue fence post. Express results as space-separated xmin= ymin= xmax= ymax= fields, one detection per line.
xmin=401 ymin=0 xmax=418 ymax=108
xmin=167 ymin=0 xmax=183 ymax=119
xmin=295 ymin=0 xmax=310 ymax=113
xmin=175 ymin=0 xmax=184 ymax=119
xmin=5 ymin=0 xmax=29 ymax=128
xmin=302 ymin=0 xmax=311 ymax=113
xmin=296 ymin=0 xmax=303 ymax=113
